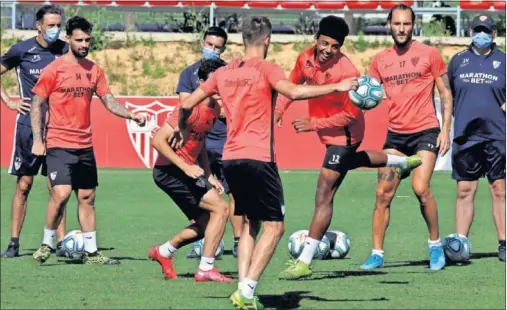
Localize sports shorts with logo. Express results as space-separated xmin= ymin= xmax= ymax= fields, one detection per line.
xmin=452 ymin=139 xmax=506 ymax=182
xmin=383 ymin=127 xmax=440 ymax=156
xmin=46 ymin=147 xmax=98 ymax=189
xmin=322 ymin=142 xmax=361 ymax=173
xmin=153 ymin=164 xmax=214 ymax=221
xmin=207 ymin=149 xmax=230 ymax=194
xmin=9 ymin=123 xmax=47 ymax=177
xmin=223 ymin=159 xmax=285 ymax=222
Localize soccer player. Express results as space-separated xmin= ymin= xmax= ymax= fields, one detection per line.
xmin=176 ymin=26 xmax=244 ymax=259
xmin=275 ymin=16 xmax=423 ymax=280
xmin=149 ymin=59 xmax=233 ymax=282
xmin=361 ymin=4 xmax=453 ymax=271
xmin=0 ymin=5 xmax=68 ymax=258
xmin=448 ymin=15 xmax=506 ymax=262
xmin=175 ymin=15 xmax=362 ymax=310
xmin=30 ymin=16 xmax=146 ymax=265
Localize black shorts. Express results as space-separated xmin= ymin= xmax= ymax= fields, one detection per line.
xmin=223 ymin=159 xmax=285 ymax=222
xmin=8 ymin=123 xmax=46 ymax=177
xmin=383 ymin=127 xmax=440 ymax=156
xmin=452 ymin=140 xmax=506 ymax=182
xmin=153 ymin=165 xmax=214 ymax=221
xmin=46 ymin=147 xmax=98 ymax=189
xmin=322 ymin=142 xmax=361 ymax=173
xmin=207 ymin=149 xmax=230 ymax=194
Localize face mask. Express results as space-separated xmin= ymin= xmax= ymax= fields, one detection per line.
xmin=202 ymin=47 xmax=220 ymax=61
xmin=43 ymin=27 xmax=61 ymax=44
xmin=472 ymin=31 xmax=493 ymax=49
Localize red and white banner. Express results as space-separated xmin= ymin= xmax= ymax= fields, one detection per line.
xmin=0 ymin=96 xmax=452 ymax=170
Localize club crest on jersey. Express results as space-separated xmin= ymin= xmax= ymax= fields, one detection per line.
xmin=125 ymin=100 xmax=176 ymax=168
xmin=493 ymin=61 xmax=501 ymax=69
xmin=31 ymin=55 xmax=41 ymax=63
xmin=411 ymin=57 xmax=419 ymax=67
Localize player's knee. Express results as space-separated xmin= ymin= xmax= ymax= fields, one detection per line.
xmin=263 ymin=221 xmax=285 ymax=240
xmin=457 ymin=184 xmax=475 ymax=201
xmin=51 ymin=189 xmax=72 ymax=205
xmin=16 ymin=176 xmax=34 ymax=196
xmin=412 ymin=183 xmax=432 ymax=200
xmin=375 ymin=188 xmax=395 ymax=207
xmin=490 ymin=181 xmax=506 ymax=201
xmin=217 ymin=200 xmax=229 ymax=219
xmin=78 ymin=191 xmax=96 ymax=206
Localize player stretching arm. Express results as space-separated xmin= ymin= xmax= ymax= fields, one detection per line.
xmin=31 ymin=16 xmax=145 ymax=265
xmin=148 ymin=59 xmax=234 ymax=283
xmin=274 ymin=16 xmax=423 ymax=281
xmin=360 ymin=4 xmax=453 ymax=271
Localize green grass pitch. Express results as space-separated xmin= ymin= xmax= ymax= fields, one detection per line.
xmin=1 ymin=168 xmax=505 ymax=309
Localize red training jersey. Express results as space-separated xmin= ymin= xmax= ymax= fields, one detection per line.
xmin=32 ymin=56 xmax=110 ymax=149
xmin=155 ymin=100 xmax=220 ymax=166
xmin=368 ymin=40 xmax=446 ymax=134
xmin=200 ymin=57 xmax=286 ymax=162
xmin=275 ymin=46 xmax=364 ymax=146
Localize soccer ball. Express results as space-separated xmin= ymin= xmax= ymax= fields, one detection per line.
xmin=62 ymin=230 xmax=85 ymax=259
xmin=348 ymin=75 xmax=383 ymax=110
xmin=443 ymin=233 xmax=472 ymax=263
xmin=325 ymin=230 xmax=351 ymax=259
xmin=287 ymin=230 xmax=331 ymax=260
xmin=192 ymin=239 xmax=225 ymax=259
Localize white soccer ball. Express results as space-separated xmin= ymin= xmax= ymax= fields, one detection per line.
xmin=192 ymin=239 xmax=225 ymax=259
xmin=443 ymin=233 xmax=472 ymax=263
xmin=348 ymin=76 xmax=383 ymax=110
xmin=62 ymin=230 xmax=85 ymax=259
xmin=287 ymin=230 xmax=331 ymax=260
xmin=325 ymin=230 xmax=351 ymax=259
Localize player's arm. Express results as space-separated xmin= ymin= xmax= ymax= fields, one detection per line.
xmin=152 ymin=122 xmax=204 ymax=179
xmin=275 ymin=58 xmax=306 ymax=118
xmin=30 ymin=94 xmax=47 ymax=156
xmin=435 ymin=73 xmax=453 ymax=156
xmin=274 ymin=78 xmax=357 ymax=101
xmin=179 ymin=88 xmax=210 ymax=131
xmin=197 ymin=145 xmax=225 ymax=194
xmin=292 ymin=99 xmax=361 ymax=133
xmin=0 ymin=48 xmax=31 ymax=114
xmin=99 ymin=93 xmax=145 ymax=125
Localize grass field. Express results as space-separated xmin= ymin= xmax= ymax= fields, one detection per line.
xmin=1 ymin=168 xmax=505 ymax=309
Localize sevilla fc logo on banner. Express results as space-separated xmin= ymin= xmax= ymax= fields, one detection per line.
xmin=125 ymin=100 xmax=176 ymax=168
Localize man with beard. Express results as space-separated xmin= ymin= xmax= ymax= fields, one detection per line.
xmin=175 ymin=15 xmax=360 ymax=309
xmin=275 ymin=16 xmax=423 ymax=281
xmin=361 ymin=4 xmax=453 ymax=271
xmin=30 ymin=16 xmax=146 ymax=265
xmin=0 ymin=5 xmax=67 ymax=258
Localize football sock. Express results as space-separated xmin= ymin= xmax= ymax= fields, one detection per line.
xmin=298 ymin=237 xmax=320 ymax=264
xmin=83 ymin=231 xmax=98 ymax=253
xmin=199 ymin=256 xmax=215 ymax=271
xmin=372 ymin=249 xmax=384 ymax=257
xmin=428 ymin=238 xmax=441 ymax=247
xmin=238 ymin=281 xmax=244 ymax=290
xmin=499 ymin=240 xmax=505 ymax=247
xmin=42 ymin=227 xmax=56 ymax=248
xmin=10 ymin=237 xmax=19 ymax=245
xmin=234 ymin=237 xmax=240 ymax=246
xmin=386 ymin=154 xmax=407 ymax=168
xmin=241 ymin=278 xmax=257 ymax=299
xmin=159 ymin=241 xmax=177 ymax=258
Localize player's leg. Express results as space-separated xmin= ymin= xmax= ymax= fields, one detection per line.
xmin=347 ymin=150 xmax=422 ymax=172
xmin=455 ymin=180 xmax=478 ymax=236
xmin=484 ymin=140 xmax=506 ymax=262
xmin=361 ymin=148 xmax=404 ymax=270
xmin=45 ymin=175 xmax=67 ymax=257
xmin=228 ymin=194 xmax=245 ymax=258
xmin=227 ymin=160 xmax=284 ymax=309
xmin=412 ymin=149 xmax=445 ymax=270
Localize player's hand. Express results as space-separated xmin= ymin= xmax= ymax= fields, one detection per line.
xmin=32 ymin=140 xmax=46 ymax=156
xmin=501 ymin=103 xmax=505 ymax=112
xmin=132 ymin=113 xmax=146 ymax=127
xmin=335 ymin=78 xmax=359 ymax=92
xmin=292 ymin=117 xmax=314 ymax=133
xmin=169 ymin=127 xmax=189 ymax=149
xmin=184 ymin=164 xmax=205 ymax=179
xmin=208 ymin=175 xmax=224 ymax=195
xmin=274 ymin=112 xmax=283 ymax=128
xmin=150 ymin=125 xmax=160 ymax=139
xmin=7 ymin=97 xmax=31 ymax=115
xmin=436 ymin=131 xmax=451 ymax=156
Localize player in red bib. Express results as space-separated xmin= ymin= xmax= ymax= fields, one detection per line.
xmin=173 ymin=16 xmax=361 ymax=309
xmin=361 ymin=4 xmax=453 ymax=271
xmin=149 ymin=59 xmax=233 ymax=283
xmin=275 ymin=16 xmax=422 ymax=280
xmin=30 ymin=17 xmax=146 ymax=265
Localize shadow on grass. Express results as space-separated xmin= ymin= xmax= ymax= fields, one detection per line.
xmin=303 ymin=270 xmax=386 ymax=280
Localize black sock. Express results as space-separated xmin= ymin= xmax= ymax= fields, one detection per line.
xmin=234 ymin=237 xmax=240 ymax=245
xmin=10 ymin=237 xmax=19 ymax=245
xmin=56 ymin=240 xmax=62 ymax=248
xmin=499 ymin=240 xmax=505 ymax=247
